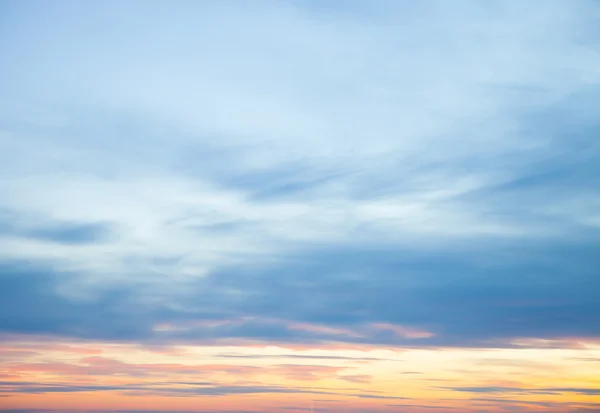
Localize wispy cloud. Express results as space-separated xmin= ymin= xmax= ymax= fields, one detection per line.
xmin=1 ymin=0 xmax=600 ymax=412
xmin=1 ymin=0 xmax=599 ymax=277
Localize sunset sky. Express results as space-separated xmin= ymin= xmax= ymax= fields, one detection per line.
xmin=1 ymin=1 xmax=600 ymax=413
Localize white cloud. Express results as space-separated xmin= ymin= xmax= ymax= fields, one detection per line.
xmin=0 ymin=0 xmax=599 ymax=283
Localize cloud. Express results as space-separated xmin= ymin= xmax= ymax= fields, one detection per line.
xmin=471 ymin=397 xmax=600 ymax=409
xmin=0 ymin=378 xmax=409 ymax=401
xmin=1 ymin=231 xmax=600 ymax=348
xmin=384 ymin=404 xmax=451 ymax=411
xmin=3 ymin=354 xmax=361 ymax=386
xmin=1 ymin=0 xmax=599 ymax=273
xmin=0 ymin=0 xmax=599 ymax=356
xmin=214 ymin=353 xmax=391 ymax=362
xmin=443 ymin=386 xmax=600 ymax=395
xmin=0 ymin=410 xmax=263 ymax=413
xmin=354 ymin=394 xmax=410 ymax=400
xmin=0 ymin=262 xmax=154 ymax=339
xmin=0 ymin=211 xmax=113 ymax=245
xmin=337 ymin=374 xmax=372 ymax=384
xmin=0 ymin=380 xmax=332 ymax=397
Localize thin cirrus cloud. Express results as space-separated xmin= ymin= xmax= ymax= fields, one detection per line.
xmin=1 ymin=1 xmax=600 ymax=412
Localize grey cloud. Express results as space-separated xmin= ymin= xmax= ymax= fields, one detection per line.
xmin=0 ymin=262 xmax=153 ymax=340
xmin=443 ymin=386 xmax=600 ymax=395
xmin=0 ymin=379 xmax=402 ymax=401
xmin=0 ymin=211 xmax=113 ymax=245
xmin=215 ymin=353 xmax=391 ymax=361
xmin=1 ymin=229 xmax=600 ymax=348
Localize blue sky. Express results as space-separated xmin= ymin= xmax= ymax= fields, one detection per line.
xmin=1 ymin=0 xmax=600 ymax=350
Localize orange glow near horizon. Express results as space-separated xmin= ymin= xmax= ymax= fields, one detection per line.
xmin=2 ymin=336 xmax=600 ymax=413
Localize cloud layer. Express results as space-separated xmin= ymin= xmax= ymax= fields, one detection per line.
xmin=1 ymin=1 xmax=600 ymax=412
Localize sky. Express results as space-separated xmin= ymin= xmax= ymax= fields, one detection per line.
xmin=1 ymin=0 xmax=600 ymax=412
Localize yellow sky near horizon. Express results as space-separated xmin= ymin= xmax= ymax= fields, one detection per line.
xmin=2 ymin=337 xmax=599 ymax=413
